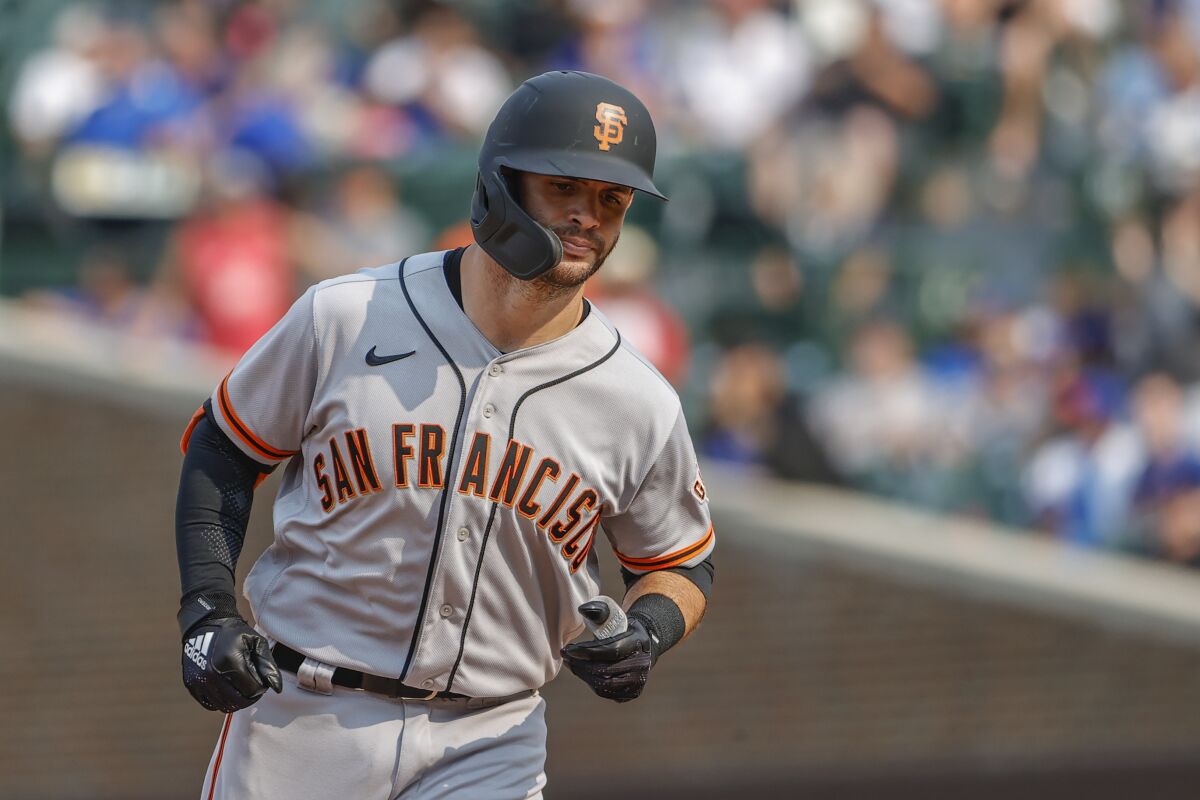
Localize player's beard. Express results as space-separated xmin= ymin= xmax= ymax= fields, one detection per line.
xmin=533 ymin=225 xmax=619 ymax=293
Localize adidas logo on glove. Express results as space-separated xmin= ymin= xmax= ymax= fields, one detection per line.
xmin=185 ymin=632 xmax=214 ymax=670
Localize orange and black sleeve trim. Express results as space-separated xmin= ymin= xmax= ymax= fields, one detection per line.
xmin=614 ymin=524 xmax=715 ymax=572
xmin=180 ymin=405 xmax=206 ymax=455
xmin=216 ymin=373 xmax=298 ymax=462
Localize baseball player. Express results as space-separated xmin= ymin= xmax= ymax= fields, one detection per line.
xmin=174 ymin=70 xmax=715 ymax=798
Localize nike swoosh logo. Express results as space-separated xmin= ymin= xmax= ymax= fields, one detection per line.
xmin=365 ymin=346 xmax=416 ymax=366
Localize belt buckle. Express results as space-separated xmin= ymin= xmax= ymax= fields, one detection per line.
xmin=412 ymin=686 xmax=439 ymax=700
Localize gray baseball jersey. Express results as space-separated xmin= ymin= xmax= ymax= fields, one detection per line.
xmin=208 ymin=250 xmax=714 ymax=698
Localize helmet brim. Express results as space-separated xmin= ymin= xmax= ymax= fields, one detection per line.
xmin=497 ymin=150 xmax=667 ymax=201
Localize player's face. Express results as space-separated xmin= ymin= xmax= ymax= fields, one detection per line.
xmin=517 ymin=172 xmax=634 ymax=288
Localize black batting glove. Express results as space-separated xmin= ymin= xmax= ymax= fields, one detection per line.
xmin=560 ymin=615 xmax=658 ymax=703
xmin=179 ymin=592 xmax=282 ymax=713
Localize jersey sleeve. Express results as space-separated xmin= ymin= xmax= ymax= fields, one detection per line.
xmin=603 ymin=408 xmax=715 ymax=574
xmin=207 ymin=286 xmax=319 ymax=466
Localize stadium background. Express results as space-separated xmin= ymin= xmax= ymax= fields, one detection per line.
xmin=6 ymin=0 xmax=1200 ymax=797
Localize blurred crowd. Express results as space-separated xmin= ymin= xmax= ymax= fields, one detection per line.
xmin=9 ymin=0 xmax=1200 ymax=567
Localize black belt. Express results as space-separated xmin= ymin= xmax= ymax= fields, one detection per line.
xmin=271 ymin=643 xmax=467 ymax=700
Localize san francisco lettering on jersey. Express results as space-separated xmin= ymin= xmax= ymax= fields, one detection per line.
xmin=311 ymin=424 xmax=600 ymax=572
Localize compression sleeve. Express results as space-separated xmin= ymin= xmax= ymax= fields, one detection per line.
xmin=175 ymin=405 xmax=274 ymax=602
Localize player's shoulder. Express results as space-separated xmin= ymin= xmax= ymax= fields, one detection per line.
xmin=589 ymin=306 xmax=682 ymax=410
xmin=309 ymin=260 xmax=400 ymax=296
xmin=308 ymin=252 xmax=446 ymax=307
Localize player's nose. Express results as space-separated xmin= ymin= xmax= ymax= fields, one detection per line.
xmin=566 ymin=194 xmax=602 ymax=230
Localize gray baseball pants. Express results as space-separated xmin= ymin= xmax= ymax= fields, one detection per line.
xmin=199 ymin=668 xmax=547 ymax=799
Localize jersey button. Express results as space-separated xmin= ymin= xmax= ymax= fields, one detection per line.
xmin=483 ymin=403 xmax=495 ymax=418
xmin=488 ymin=364 xmax=502 ymax=377
xmin=457 ymin=527 xmax=470 ymax=541
xmin=440 ymin=604 xmax=454 ymax=618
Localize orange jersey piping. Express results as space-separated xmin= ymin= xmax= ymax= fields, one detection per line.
xmin=206 ymin=713 xmax=234 ymax=800
xmin=615 ymin=525 xmax=715 ymax=571
xmin=180 ymin=405 xmax=206 ymax=455
xmin=217 ymin=373 xmax=297 ymax=462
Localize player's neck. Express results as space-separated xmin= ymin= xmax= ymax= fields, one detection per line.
xmin=460 ymin=245 xmax=587 ymax=353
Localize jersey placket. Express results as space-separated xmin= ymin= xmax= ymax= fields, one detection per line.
xmin=402 ymin=355 xmax=513 ymax=692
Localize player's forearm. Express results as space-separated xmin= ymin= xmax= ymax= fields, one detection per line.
xmin=175 ymin=413 xmax=262 ymax=601
xmin=623 ymin=570 xmax=707 ymax=640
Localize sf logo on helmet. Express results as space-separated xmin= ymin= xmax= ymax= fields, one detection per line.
xmin=594 ymin=102 xmax=628 ymax=151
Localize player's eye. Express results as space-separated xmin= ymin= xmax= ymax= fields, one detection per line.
xmin=603 ymin=192 xmax=630 ymax=208
xmin=552 ymin=181 xmax=574 ymax=193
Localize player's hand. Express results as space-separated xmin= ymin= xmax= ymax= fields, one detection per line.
xmin=560 ymin=617 xmax=656 ymax=703
xmin=179 ymin=593 xmax=282 ymax=713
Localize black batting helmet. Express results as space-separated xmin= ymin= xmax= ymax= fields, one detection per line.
xmin=470 ymin=71 xmax=667 ymax=281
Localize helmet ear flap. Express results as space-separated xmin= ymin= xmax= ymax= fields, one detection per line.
xmin=470 ymin=169 xmax=562 ymax=281
xmin=470 ymin=173 xmax=500 ymax=239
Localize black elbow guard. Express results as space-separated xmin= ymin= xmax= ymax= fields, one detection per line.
xmin=621 ymin=556 xmax=714 ymax=600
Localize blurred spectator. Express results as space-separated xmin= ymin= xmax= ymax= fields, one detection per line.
xmin=156 ymin=152 xmax=296 ymax=356
xmin=805 ymin=0 xmax=938 ymax=120
xmin=1021 ymin=350 xmax=1132 ymax=548
xmin=829 ymin=246 xmax=897 ymax=334
xmin=1149 ymin=483 xmax=1200 ymax=567
xmin=66 ymin=16 xmax=205 ymax=151
xmin=547 ymin=0 xmax=661 ymax=107
xmin=217 ymin=68 xmax=314 ymax=183
xmin=263 ymin=23 xmax=377 ymax=158
xmin=701 ymin=343 xmax=787 ymax=467
xmin=154 ymin=1 xmax=227 ymax=97
xmin=986 ymin=0 xmax=1058 ymax=180
xmin=586 ymin=225 xmax=690 ymax=386
xmin=748 ymin=105 xmax=899 ymax=257
xmin=1126 ymin=373 xmax=1200 ymax=565
xmin=808 ymin=319 xmax=964 ymax=503
xmin=1110 ymin=210 xmax=1200 ymax=382
xmin=292 ymin=164 xmax=431 ymax=285
xmin=22 ymin=244 xmax=195 ymax=340
xmin=701 ymin=342 xmax=840 ymax=483
xmin=1140 ymin=5 xmax=1200 ymax=193
xmin=954 ymin=307 xmax=1051 ymax=521
xmin=364 ymin=6 xmax=512 ymax=143
xmin=7 ymin=4 xmax=106 ymax=159
xmin=706 ymin=245 xmax=814 ymax=349
xmin=661 ymin=0 xmax=811 ymax=150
